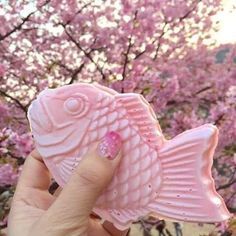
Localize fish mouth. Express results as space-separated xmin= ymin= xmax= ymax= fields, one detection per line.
xmin=28 ymin=96 xmax=53 ymax=134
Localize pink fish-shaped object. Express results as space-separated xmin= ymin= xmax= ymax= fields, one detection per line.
xmin=27 ymin=82 xmax=231 ymax=230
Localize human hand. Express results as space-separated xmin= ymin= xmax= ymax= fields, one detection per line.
xmin=8 ymin=131 xmax=129 ymax=236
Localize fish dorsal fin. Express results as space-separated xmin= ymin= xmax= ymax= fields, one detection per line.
xmin=115 ymin=93 xmax=164 ymax=149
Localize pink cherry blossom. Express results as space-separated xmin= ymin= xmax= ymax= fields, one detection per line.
xmin=0 ymin=64 xmax=6 ymax=77
xmin=0 ymin=164 xmax=19 ymax=186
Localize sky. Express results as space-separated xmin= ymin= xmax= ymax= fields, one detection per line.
xmin=213 ymin=0 xmax=236 ymax=44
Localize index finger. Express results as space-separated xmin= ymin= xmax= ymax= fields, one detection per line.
xmin=16 ymin=149 xmax=51 ymax=191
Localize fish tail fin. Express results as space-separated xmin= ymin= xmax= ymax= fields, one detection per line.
xmin=148 ymin=124 xmax=231 ymax=222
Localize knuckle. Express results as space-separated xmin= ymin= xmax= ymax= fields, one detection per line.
xmin=76 ymin=168 xmax=99 ymax=187
xmin=74 ymin=163 xmax=111 ymax=189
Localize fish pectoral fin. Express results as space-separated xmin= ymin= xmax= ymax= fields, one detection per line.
xmin=149 ymin=124 xmax=231 ymax=222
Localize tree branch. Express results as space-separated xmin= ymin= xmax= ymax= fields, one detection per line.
xmin=121 ymin=10 xmax=138 ymax=80
xmin=67 ymin=63 xmax=85 ymax=84
xmin=217 ymin=170 xmax=236 ymax=191
xmin=0 ymin=90 xmax=27 ymax=114
xmin=179 ymin=0 xmax=201 ymax=22
xmin=56 ymin=2 xmax=111 ymax=80
xmin=64 ymin=28 xmax=106 ymax=80
xmin=0 ymin=12 xmax=35 ymax=41
xmin=55 ymin=61 xmax=85 ymax=83
xmin=88 ymin=37 xmax=107 ymax=53
xmin=226 ymin=191 xmax=236 ymax=205
xmin=134 ymin=48 xmax=146 ymax=60
xmin=153 ymin=21 xmax=168 ymax=60
xmin=152 ymin=0 xmax=201 ymax=61
xmin=214 ymin=113 xmax=225 ymax=126
xmin=228 ymin=207 xmax=236 ymax=213
xmin=62 ymin=1 xmax=93 ymax=27
xmin=195 ymin=86 xmax=212 ymax=95
xmin=0 ymin=0 xmax=50 ymax=41
xmin=122 ymin=36 xmax=133 ymax=81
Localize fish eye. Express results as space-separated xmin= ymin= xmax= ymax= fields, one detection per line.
xmin=65 ymin=98 xmax=80 ymax=112
xmin=63 ymin=94 xmax=89 ymax=117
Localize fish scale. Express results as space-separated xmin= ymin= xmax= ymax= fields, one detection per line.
xmin=84 ymin=95 xmax=161 ymax=211
xmin=28 ymin=82 xmax=231 ymax=230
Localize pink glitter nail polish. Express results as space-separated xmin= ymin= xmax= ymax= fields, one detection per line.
xmin=97 ymin=131 xmax=122 ymax=160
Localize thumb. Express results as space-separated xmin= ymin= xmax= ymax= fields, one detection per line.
xmin=45 ymin=131 xmax=122 ymax=225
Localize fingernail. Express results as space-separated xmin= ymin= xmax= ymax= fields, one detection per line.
xmin=97 ymin=131 xmax=122 ymax=160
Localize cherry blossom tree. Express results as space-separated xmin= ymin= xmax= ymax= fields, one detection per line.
xmin=0 ymin=0 xmax=235 ymax=235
